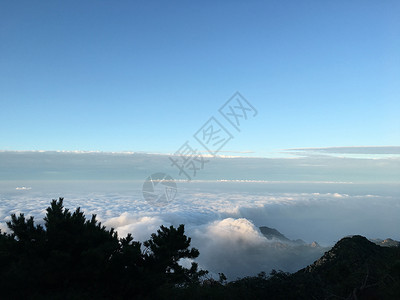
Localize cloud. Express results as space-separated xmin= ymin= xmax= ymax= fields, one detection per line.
xmin=1 ymin=150 xmax=399 ymax=184
xmin=0 ymin=222 xmax=7 ymax=233
xmin=1 ymin=187 xmax=399 ymax=279
xmin=188 ymin=218 xmax=326 ymax=280
xmin=197 ymin=218 xmax=265 ymax=246
xmin=287 ymin=146 xmax=400 ymax=155
xmin=104 ymin=214 xmax=167 ymax=242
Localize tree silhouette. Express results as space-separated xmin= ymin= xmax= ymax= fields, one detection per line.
xmin=144 ymin=224 xmax=207 ymax=287
xmin=0 ymin=198 xmax=207 ymax=298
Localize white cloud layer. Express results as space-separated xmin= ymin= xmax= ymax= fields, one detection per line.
xmin=1 ymin=180 xmax=399 ymax=280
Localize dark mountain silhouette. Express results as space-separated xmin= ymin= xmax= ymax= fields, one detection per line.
xmin=259 ymin=226 xmax=291 ymax=241
xmin=259 ymin=226 xmax=310 ymax=246
xmin=294 ymin=235 xmax=400 ymax=299
xmin=183 ymin=235 xmax=399 ymax=300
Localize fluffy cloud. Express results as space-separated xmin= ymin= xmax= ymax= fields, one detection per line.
xmin=188 ymin=218 xmax=326 ymax=280
xmin=104 ymin=214 xmax=167 ymax=241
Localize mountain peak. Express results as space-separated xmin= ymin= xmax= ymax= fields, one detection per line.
xmin=310 ymin=241 xmax=320 ymax=248
xmin=370 ymin=238 xmax=400 ymax=247
xmin=259 ymin=226 xmax=290 ymax=241
xmin=304 ymin=235 xmax=385 ymax=273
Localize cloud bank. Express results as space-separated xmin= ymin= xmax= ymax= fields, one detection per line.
xmin=1 ymin=182 xmax=399 ymax=279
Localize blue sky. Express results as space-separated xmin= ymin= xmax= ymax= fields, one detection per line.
xmin=1 ymin=1 xmax=399 ymax=156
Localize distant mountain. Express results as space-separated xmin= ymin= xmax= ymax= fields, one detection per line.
xmin=370 ymin=238 xmax=400 ymax=247
xmin=259 ymin=226 xmax=309 ymax=246
xmin=259 ymin=226 xmax=291 ymax=241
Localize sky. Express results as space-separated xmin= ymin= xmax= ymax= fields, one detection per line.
xmin=1 ymin=1 xmax=399 ymax=156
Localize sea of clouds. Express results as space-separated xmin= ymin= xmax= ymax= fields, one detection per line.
xmin=1 ymin=180 xmax=399 ymax=279
xmin=0 ymin=150 xmax=399 ymax=279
